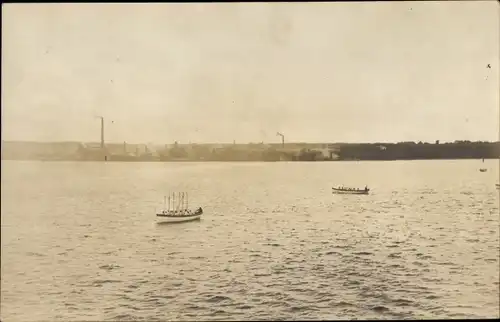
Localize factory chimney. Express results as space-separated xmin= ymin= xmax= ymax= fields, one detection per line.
xmin=276 ymin=132 xmax=285 ymax=148
xmin=100 ymin=117 xmax=105 ymax=149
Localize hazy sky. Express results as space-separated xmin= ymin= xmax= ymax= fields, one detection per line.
xmin=2 ymin=2 xmax=499 ymax=144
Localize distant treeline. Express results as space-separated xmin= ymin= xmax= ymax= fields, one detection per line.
xmin=336 ymin=141 xmax=500 ymax=160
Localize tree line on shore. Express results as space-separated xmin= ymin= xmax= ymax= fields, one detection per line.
xmin=336 ymin=141 xmax=499 ymax=160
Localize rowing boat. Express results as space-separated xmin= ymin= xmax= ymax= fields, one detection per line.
xmin=332 ymin=187 xmax=370 ymax=195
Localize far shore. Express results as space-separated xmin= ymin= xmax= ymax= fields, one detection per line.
xmin=2 ymin=140 xmax=499 ymax=162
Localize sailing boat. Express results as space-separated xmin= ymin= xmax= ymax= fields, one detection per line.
xmin=479 ymin=158 xmax=487 ymax=172
xmin=156 ymin=192 xmax=203 ymax=223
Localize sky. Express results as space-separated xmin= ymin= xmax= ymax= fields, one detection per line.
xmin=2 ymin=2 xmax=499 ymax=144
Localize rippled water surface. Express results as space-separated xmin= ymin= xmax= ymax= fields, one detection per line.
xmin=1 ymin=160 xmax=499 ymax=321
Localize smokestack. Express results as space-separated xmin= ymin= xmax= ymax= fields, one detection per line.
xmin=100 ymin=117 xmax=105 ymax=149
xmin=276 ymin=132 xmax=285 ymax=148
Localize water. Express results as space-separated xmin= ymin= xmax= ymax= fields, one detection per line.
xmin=1 ymin=160 xmax=499 ymax=321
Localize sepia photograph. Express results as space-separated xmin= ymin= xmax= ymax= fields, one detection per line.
xmin=1 ymin=1 xmax=499 ymax=321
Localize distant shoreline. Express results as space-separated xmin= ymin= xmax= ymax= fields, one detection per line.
xmin=2 ymin=140 xmax=499 ymax=162
xmin=2 ymin=157 xmax=499 ymax=163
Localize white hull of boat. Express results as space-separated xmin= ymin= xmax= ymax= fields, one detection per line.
xmin=156 ymin=214 xmax=202 ymax=223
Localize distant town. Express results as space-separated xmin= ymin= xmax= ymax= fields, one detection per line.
xmin=2 ymin=140 xmax=499 ymax=162
xmin=4 ymin=116 xmax=498 ymax=162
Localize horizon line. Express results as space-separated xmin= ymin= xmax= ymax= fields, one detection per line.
xmin=2 ymin=139 xmax=499 ymax=145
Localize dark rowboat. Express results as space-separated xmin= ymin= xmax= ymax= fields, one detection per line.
xmin=332 ymin=187 xmax=370 ymax=195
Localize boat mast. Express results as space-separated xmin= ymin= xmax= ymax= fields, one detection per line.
xmin=172 ymin=193 xmax=175 ymax=212
xmin=163 ymin=196 xmax=166 ymax=211
xmin=186 ymin=192 xmax=189 ymax=210
xmin=168 ymin=195 xmax=171 ymax=211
